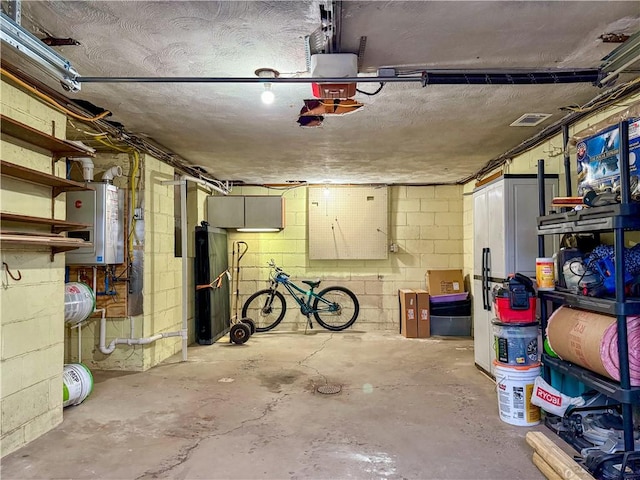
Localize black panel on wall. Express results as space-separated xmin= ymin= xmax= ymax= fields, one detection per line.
xmin=194 ymin=225 xmax=230 ymax=344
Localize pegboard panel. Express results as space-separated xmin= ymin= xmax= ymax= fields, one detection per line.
xmin=308 ymin=186 xmax=388 ymax=260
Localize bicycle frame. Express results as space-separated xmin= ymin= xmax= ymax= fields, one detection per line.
xmin=270 ymin=269 xmax=339 ymax=317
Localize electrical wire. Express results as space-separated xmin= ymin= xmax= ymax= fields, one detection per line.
xmin=0 ymin=67 xmax=111 ymax=122
xmin=68 ymin=119 xmax=110 ymax=137
xmin=356 ymin=82 xmax=385 ymax=96
xmin=560 ymin=76 xmax=640 ymax=113
xmin=92 ymin=136 xmax=132 ymax=153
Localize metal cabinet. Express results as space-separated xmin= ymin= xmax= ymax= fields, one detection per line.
xmin=207 ymin=195 xmax=284 ymax=230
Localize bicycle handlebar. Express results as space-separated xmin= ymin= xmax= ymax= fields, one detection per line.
xmin=268 ymin=259 xmax=288 ymax=279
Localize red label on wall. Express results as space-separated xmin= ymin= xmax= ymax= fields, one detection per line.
xmin=75 ymin=200 xmax=82 ymax=208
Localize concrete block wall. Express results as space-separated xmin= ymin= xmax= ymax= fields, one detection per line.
xmin=142 ymin=155 xmax=183 ymax=369
xmin=226 ymin=184 xmax=464 ymax=331
xmin=0 ymin=80 xmax=68 ymax=456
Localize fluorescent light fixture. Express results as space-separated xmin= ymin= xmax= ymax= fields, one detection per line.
xmin=236 ymin=228 xmax=281 ymax=232
xmin=1 ymin=12 xmax=81 ymax=92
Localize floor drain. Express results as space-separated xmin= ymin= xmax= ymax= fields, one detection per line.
xmin=317 ymin=384 xmax=342 ymax=395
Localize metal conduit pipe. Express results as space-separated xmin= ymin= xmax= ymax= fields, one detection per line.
xmin=77 ymin=69 xmax=602 ymax=85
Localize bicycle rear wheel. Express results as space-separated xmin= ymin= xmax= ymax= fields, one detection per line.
xmin=312 ymin=286 xmax=359 ymax=331
xmin=241 ymin=289 xmax=286 ymax=332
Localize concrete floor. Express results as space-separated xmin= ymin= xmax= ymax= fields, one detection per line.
xmin=2 ymin=331 xmax=546 ymax=479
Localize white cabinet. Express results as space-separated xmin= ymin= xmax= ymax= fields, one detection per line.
xmin=473 ymin=175 xmax=558 ymax=374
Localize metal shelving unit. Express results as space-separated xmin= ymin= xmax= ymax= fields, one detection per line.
xmin=536 ymin=119 xmax=638 ymax=453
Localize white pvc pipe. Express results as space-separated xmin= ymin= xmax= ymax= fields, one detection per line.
xmin=98 ymin=313 xmax=182 ymax=355
xmin=70 ymin=157 xmax=94 ymax=182
xmin=102 ymin=165 xmax=123 ymax=182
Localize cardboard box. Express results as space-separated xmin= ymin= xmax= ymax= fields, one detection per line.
xmin=398 ymin=289 xmax=418 ymax=338
xmin=415 ymin=289 xmax=430 ymax=338
xmin=426 ymin=269 xmax=465 ymax=296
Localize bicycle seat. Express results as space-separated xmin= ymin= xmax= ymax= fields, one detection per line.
xmin=302 ymin=279 xmax=321 ymax=288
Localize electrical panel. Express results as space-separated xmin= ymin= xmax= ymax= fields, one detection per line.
xmin=66 ymin=183 xmax=125 ymax=265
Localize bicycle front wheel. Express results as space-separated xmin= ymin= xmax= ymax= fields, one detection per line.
xmin=312 ymin=286 xmax=359 ymax=331
xmin=241 ymin=289 xmax=286 ymax=332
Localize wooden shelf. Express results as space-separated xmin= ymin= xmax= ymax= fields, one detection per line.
xmin=0 ymin=160 xmax=94 ymax=197
xmin=1 ymin=114 xmax=94 ymax=158
xmin=0 ymin=233 xmax=91 ymax=254
xmin=0 ymin=213 xmax=90 ymax=233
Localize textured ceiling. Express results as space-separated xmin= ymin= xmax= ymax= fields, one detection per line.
xmin=8 ymin=1 xmax=640 ymax=184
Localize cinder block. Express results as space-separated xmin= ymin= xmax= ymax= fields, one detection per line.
xmin=448 ymin=200 xmax=463 ymax=212
xmin=21 ymin=344 xmax=63 ymax=389
xmin=391 ymin=211 xmax=407 ymax=226
xmin=406 ymin=185 xmax=435 ymax=199
xmin=407 ymin=212 xmax=435 ymax=226
xmin=23 ymin=409 xmax=62 ymax=444
xmin=435 ymin=212 xmax=462 ymax=226
xmin=282 ymin=225 xmax=305 ymax=240
xmin=0 ymin=425 xmax=25 ymax=458
xmin=390 ymin=185 xmax=407 ymax=200
xmin=392 ymin=225 xmax=420 ymax=240
xmin=1 ymin=356 xmax=23 ymax=397
xmin=420 ymin=254 xmax=451 ymax=269
xmin=364 ymin=281 xmax=383 ymax=296
xmin=404 ymin=267 xmax=428 ymax=283
xmin=406 ymin=240 xmax=436 ymax=254
xmin=395 ymin=199 xmax=421 ymax=212
xmin=448 ymin=226 xmax=463 ymax=240
xmin=419 ymin=225 xmax=449 ymax=240
xmin=421 ymin=199 xmax=451 ymax=213
xmin=435 ymin=185 xmax=462 ymax=197
xmin=1 ymin=381 xmax=50 ymax=434
xmin=434 ymin=239 xmax=463 ymax=254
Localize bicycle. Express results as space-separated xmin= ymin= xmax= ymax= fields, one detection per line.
xmin=241 ymin=260 xmax=360 ymax=332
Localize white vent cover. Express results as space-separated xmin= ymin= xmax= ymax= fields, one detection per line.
xmin=510 ymin=113 xmax=552 ymax=127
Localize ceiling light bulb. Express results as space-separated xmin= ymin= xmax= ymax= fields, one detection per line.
xmin=261 ymin=83 xmax=275 ymax=104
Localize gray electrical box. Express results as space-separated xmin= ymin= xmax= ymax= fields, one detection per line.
xmin=207 ymin=195 xmax=284 ymax=230
xmin=66 ymin=183 xmax=125 ymax=265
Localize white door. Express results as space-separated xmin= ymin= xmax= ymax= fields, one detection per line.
xmin=473 ymin=278 xmax=492 ymax=373
xmin=486 ymin=181 xmax=506 ymax=279
xmin=473 ymin=189 xmax=488 ymax=274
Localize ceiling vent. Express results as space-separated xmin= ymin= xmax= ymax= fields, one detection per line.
xmin=510 ymin=113 xmax=552 ymax=127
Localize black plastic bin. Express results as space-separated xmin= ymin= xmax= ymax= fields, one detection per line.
xmin=429 ymin=298 xmax=471 ymax=317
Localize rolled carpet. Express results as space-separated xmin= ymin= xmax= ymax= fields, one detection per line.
xmin=546 ymin=306 xmax=640 ymax=386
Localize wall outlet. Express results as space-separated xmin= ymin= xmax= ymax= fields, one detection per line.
xmin=389 ymin=243 xmax=399 ymax=253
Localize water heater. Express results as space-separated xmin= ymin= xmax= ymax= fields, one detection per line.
xmin=66 ymin=183 xmax=124 ymax=265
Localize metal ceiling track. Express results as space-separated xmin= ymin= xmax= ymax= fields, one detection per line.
xmin=78 ymin=69 xmax=602 ymax=86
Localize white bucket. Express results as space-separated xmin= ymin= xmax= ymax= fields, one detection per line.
xmin=494 ymin=361 xmax=541 ymax=426
xmin=63 ymin=363 xmax=94 ymax=407
xmin=64 ymin=282 xmax=95 ymax=325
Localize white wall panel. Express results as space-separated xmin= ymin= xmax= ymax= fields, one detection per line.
xmin=308 ymin=186 xmax=388 ymax=260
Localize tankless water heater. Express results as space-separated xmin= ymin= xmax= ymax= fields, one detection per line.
xmin=65 ymin=182 xmax=124 ymax=265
